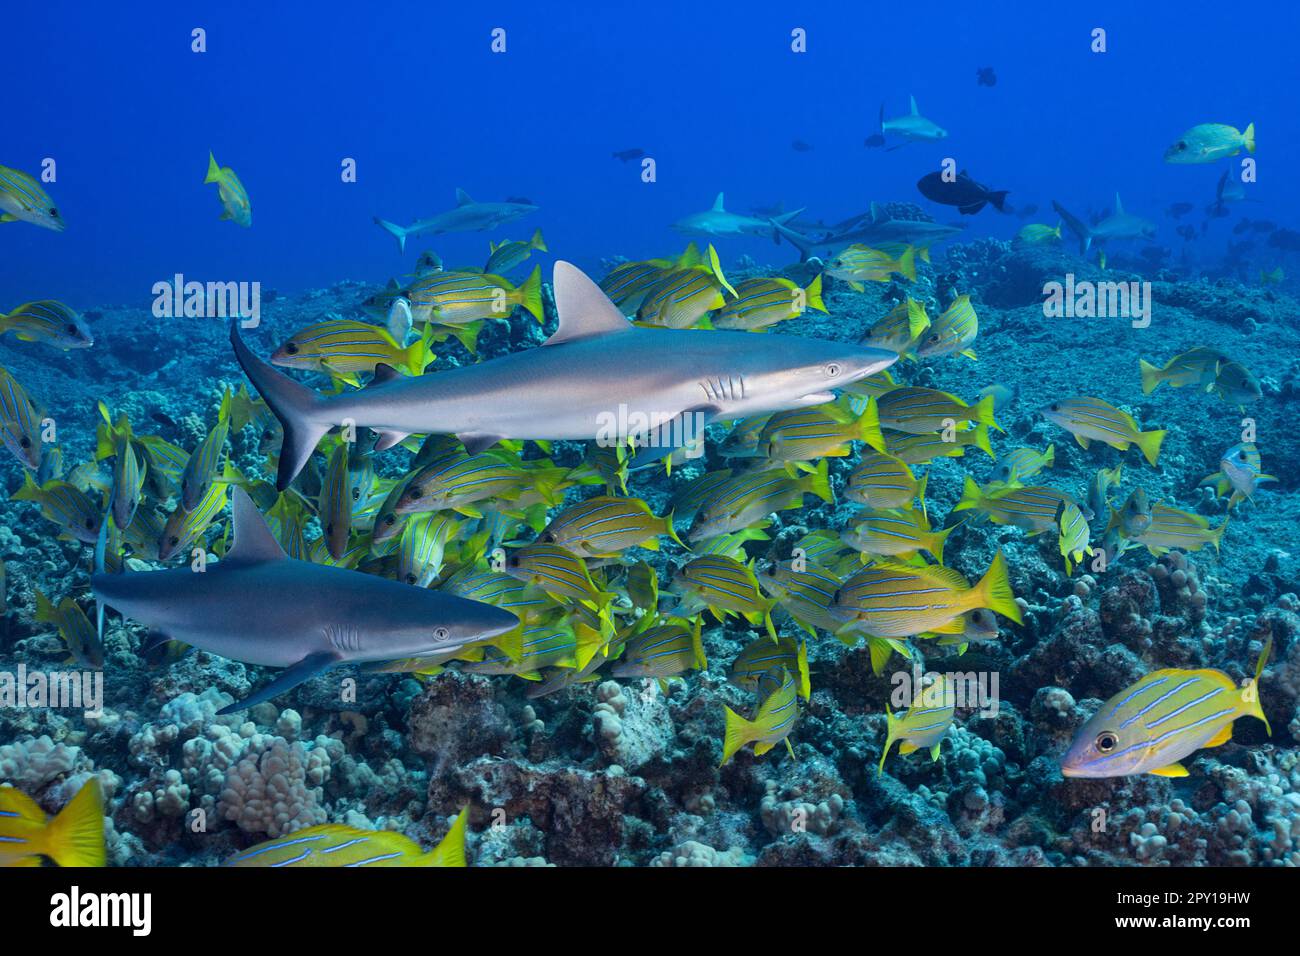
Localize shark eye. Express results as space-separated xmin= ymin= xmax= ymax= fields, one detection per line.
xmin=433 ymin=626 xmax=450 ymax=640
xmin=1095 ymin=732 xmax=1118 ymax=754
xmin=826 ymin=363 xmax=841 ymax=377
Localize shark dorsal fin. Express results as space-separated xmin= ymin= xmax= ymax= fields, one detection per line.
xmin=227 ymin=486 xmax=287 ymax=564
xmin=1114 ymin=193 xmax=1124 ymax=214
xmin=455 ymin=188 xmax=474 ymax=206
xmin=909 ymin=95 xmax=919 ymax=115
xmin=711 ymin=192 xmax=726 ymax=212
xmin=546 ymin=261 xmax=633 ymax=345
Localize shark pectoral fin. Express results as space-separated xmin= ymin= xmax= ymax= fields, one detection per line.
xmin=373 ymin=429 xmax=412 ymax=452
xmin=218 ymin=651 xmax=340 ymax=715
xmin=458 ymin=433 xmax=504 ymax=454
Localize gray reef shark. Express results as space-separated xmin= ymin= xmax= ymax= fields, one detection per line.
xmin=91 ymin=487 xmax=519 ymax=713
xmin=673 ymin=192 xmax=804 ymax=242
xmin=879 ymin=95 xmax=948 ymax=145
xmin=232 ymin=261 xmax=898 ymax=488
xmin=374 ymin=188 xmax=539 ymax=253
xmin=771 ymin=202 xmax=964 ymax=262
xmin=1052 ymin=194 xmax=1157 ymax=254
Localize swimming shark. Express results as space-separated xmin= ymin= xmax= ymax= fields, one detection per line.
xmin=879 ymin=95 xmax=948 ymax=145
xmin=672 ymin=193 xmax=805 ymax=242
xmin=1052 ymin=194 xmax=1157 ymax=254
xmin=374 ymin=188 xmax=539 ymax=253
xmin=771 ymin=203 xmax=964 ymax=261
xmin=232 ymin=261 xmax=898 ymax=489
xmin=91 ymin=487 xmax=520 ymax=714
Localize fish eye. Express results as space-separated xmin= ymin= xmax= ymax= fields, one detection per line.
xmin=50 ymin=207 xmax=59 ymax=217
xmin=1049 ymin=403 xmax=1060 ymax=412
xmin=382 ymin=514 xmax=395 ymax=527
xmin=433 ymin=626 xmax=450 ymax=640
xmin=66 ymin=324 xmax=79 ymax=335
xmin=408 ymin=486 xmax=423 ymax=499
xmin=19 ymin=436 xmax=30 ymax=448
xmin=85 ymin=518 xmax=95 ymax=529
xmin=168 ymin=535 xmax=179 ymax=546
xmin=325 ymin=523 xmax=334 ymax=535
xmin=826 ymin=363 xmax=842 ymax=377
xmin=285 ymin=342 xmax=299 ymax=355
xmin=1095 ymin=732 xmax=1118 ymax=753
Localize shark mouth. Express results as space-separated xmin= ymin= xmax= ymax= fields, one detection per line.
xmin=800 ymin=391 xmax=836 ymax=404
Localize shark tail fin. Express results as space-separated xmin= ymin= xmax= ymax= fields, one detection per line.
xmin=230 ymin=323 xmax=331 ymax=491
xmin=1051 ymin=200 xmax=1092 ymax=254
xmin=770 ymin=219 xmax=815 ymax=263
xmin=374 ymin=217 xmax=409 ymax=254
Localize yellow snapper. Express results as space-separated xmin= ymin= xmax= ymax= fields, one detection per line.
xmin=756 ymin=398 xmax=885 ymax=461
xmin=1016 ymin=222 xmax=1062 ymax=244
xmin=485 ymin=228 xmax=547 ymax=275
xmin=915 ymin=294 xmax=977 ymax=361
xmin=540 ymin=494 xmax=681 ymax=556
xmin=503 ymin=542 xmax=614 ymax=609
xmin=637 ymin=266 xmax=728 ymax=329
xmin=1212 ymin=360 xmax=1261 ymax=406
xmin=845 ymin=449 xmax=925 ymax=509
xmin=721 ymin=667 xmax=799 ymax=764
xmin=825 ymin=244 xmax=917 ymax=290
xmin=670 ymin=554 xmax=777 ymax=638
xmin=1062 ymin=641 xmax=1270 ymax=778
xmin=878 ymin=679 xmax=956 ymax=773
xmin=842 ymin=506 xmax=953 ymax=563
xmin=1163 ymin=122 xmax=1255 ymax=164
xmin=1040 ymin=396 xmax=1166 ymax=466
xmin=954 ymin=476 xmax=1091 ymax=534
xmin=271 ymin=319 xmax=432 ymax=383
xmin=35 ymin=590 xmax=103 ymax=668
xmin=0 ymin=301 xmax=93 ymax=349
xmin=728 ymin=635 xmax=810 ymax=699
xmin=1200 ymin=442 xmax=1276 ymax=509
xmin=687 ymin=461 xmax=832 ymax=543
xmin=713 ymin=274 xmax=826 ymax=331
xmin=1056 ymin=500 xmax=1093 ymax=575
xmin=862 ymin=298 xmax=929 ymax=357
xmin=1139 ymin=347 xmax=1228 ymax=394
xmin=405 ymin=265 xmax=544 ymax=327
xmin=203 ymin=151 xmax=251 ymax=226
xmin=0 ymin=366 xmax=44 ymax=468
xmin=609 ymin=617 xmax=706 ymax=680
xmin=832 ymin=551 xmax=1022 ymax=638
xmin=0 ymin=779 xmax=104 ymax=868
xmin=11 ymin=472 xmax=104 ymax=543
xmin=228 ymin=807 xmax=468 ymax=867
xmin=876 ymin=387 xmax=999 ymax=434
xmin=887 ymin=423 xmax=993 ymax=464
xmin=991 ymin=444 xmax=1055 ymax=484
xmin=0 ymin=163 xmax=65 ymax=232
xmin=1128 ymin=503 xmax=1227 ymax=556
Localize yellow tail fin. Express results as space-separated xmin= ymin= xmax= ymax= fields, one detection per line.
xmin=204 ymin=151 xmax=221 ymax=185
xmin=721 ymin=705 xmax=756 ymax=765
xmin=804 ymin=458 xmax=833 ymax=504
xmin=973 ymin=550 xmax=1022 ymax=624
xmin=422 ymin=806 xmax=469 ymax=866
xmin=43 ymin=779 xmax=106 ymax=867
xmin=515 ymin=265 xmax=544 ymax=323
xmin=951 ymin=474 xmax=983 ymax=513
xmin=895 ymin=246 xmax=917 ymax=282
xmin=1243 ymin=122 xmax=1255 ymax=154
xmin=878 ymin=709 xmax=899 ymax=774
xmin=858 ymin=397 xmax=886 ymax=453
xmin=1245 ymin=637 xmax=1271 ymax=735
xmin=804 ymin=273 xmax=827 ymax=314
xmin=1138 ymin=358 xmax=1163 ymax=395
xmin=529 ymin=228 xmax=548 ymax=252
xmin=1135 ymin=428 xmax=1166 ymax=467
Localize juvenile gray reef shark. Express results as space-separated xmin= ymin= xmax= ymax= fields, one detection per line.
xmin=374 ymin=188 xmax=539 ymax=253
xmin=232 ymin=261 xmax=898 ymax=489
xmin=673 ymin=193 xmax=804 ymax=242
xmin=771 ymin=202 xmax=964 ymax=261
xmin=1052 ymin=194 xmax=1157 ymax=254
xmin=91 ymin=487 xmax=519 ymax=713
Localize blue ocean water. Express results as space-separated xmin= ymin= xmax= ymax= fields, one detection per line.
xmin=5 ymin=0 xmax=1295 ymax=303
xmin=3 ymin=0 xmax=1300 ymax=876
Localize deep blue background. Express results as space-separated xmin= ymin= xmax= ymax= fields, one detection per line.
xmin=3 ymin=0 xmax=1294 ymax=306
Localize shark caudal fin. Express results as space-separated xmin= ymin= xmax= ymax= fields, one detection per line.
xmin=1051 ymin=200 xmax=1092 ymax=254
xmin=770 ymin=219 xmax=817 ymax=262
xmin=229 ymin=323 xmax=331 ymax=491
xmin=373 ymin=217 xmax=409 ymax=254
